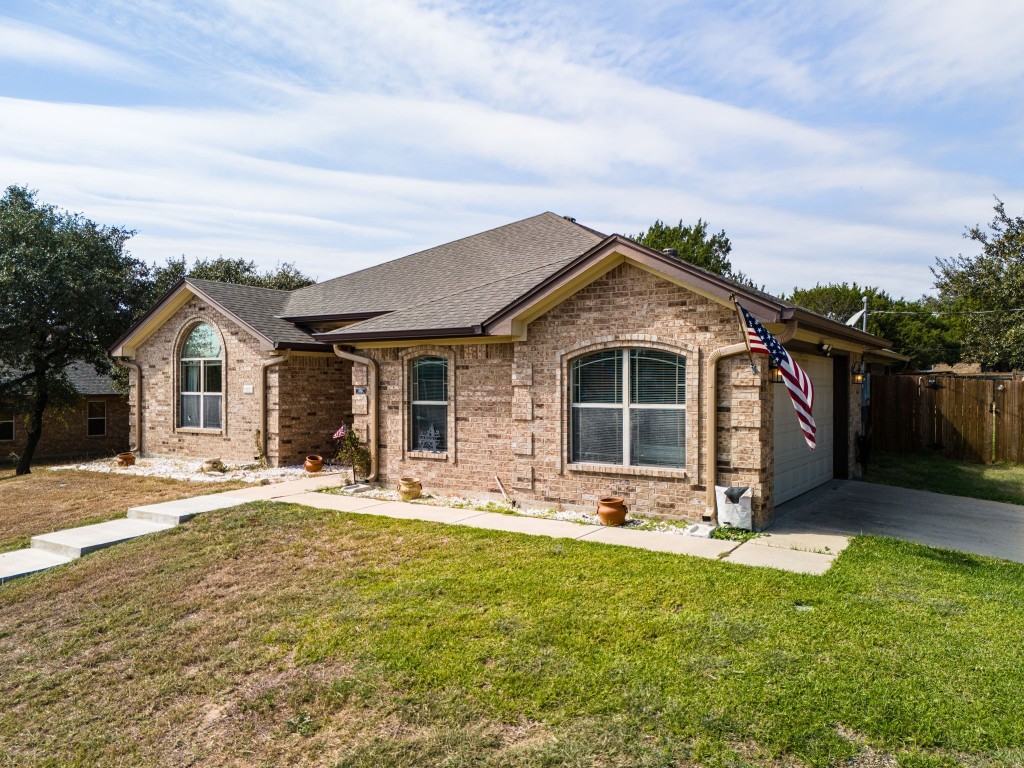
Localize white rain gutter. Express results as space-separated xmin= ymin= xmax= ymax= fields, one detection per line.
xmin=332 ymin=345 xmax=379 ymax=482
xmin=260 ymin=352 xmax=290 ymax=464
xmin=705 ymin=318 xmax=798 ymax=519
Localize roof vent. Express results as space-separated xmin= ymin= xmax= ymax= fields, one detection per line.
xmin=662 ymin=248 xmax=679 ymax=258
xmin=562 ymin=215 xmax=576 ymax=223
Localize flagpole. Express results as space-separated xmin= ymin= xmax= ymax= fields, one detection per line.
xmin=731 ymin=295 xmax=759 ymax=375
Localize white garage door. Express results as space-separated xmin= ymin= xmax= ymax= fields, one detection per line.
xmin=773 ymin=354 xmax=833 ymax=505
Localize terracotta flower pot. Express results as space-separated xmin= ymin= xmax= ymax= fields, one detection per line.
xmin=398 ymin=476 xmax=422 ymax=501
xmin=596 ymin=496 xmax=628 ymax=526
xmin=304 ymin=454 xmax=324 ymax=473
xmin=116 ymin=452 xmax=135 ymax=467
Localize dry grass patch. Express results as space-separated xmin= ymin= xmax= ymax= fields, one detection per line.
xmin=0 ymin=466 xmax=246 ymax=552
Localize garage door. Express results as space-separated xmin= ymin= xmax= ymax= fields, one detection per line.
xmin=773 ymin=354 xmax=833 ymax=505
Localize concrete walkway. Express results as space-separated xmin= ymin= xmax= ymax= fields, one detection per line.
xmin=1 ymin=474 xmax=845 ymax=584
xmin=771 ymin=479 xmax=1024 ymax=564
xmin=218 ymin=482 xmax=842 ymax=574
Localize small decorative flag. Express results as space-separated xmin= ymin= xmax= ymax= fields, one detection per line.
xmin=738 ymin=304 xmax=816 ymax=450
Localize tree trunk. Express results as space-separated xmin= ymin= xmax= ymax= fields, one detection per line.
xmin=15 ymin=370 xmax=48 ymax=476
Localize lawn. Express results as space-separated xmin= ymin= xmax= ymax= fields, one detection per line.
xmin=0 ymin=465 xmax=246 ymax=552
xmin=868 ymin=451 xmax=1024 ymax=506
xmin=2 ymin=501 xmax=1023 ymax=767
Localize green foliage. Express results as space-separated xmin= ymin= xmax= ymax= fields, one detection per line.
xmin=788 ymin=282 xmax=958 ymax=369
xmin=147 ymin=254 xmax=315 ymax=305
xmin=332 ymin=424 xmax=371 ymax=479
xmin=712 ymin=526 xmax=759 ymax=542
xmin=933 ymin=197 xmax=1024 ymax=370
xmin=0 ymin=185 xmax=148 ymax=473
xmin=632 ymin=218 xmax=733 ymax=275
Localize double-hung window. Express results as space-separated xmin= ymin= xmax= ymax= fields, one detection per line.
xmin=410 ymin=356 xmax=447 ymax=452
xmin=570 ymin=348 xmax=686 ymax=468
xmin=87 ymin=401 xmax=107 ymax=437
xmin=0 ymin=410 xmax=13 ymax=442
xmin=179 ymin=323 xmax=223 ymax=429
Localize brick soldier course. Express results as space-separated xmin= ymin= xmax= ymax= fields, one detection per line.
xmin=111 ymin=213 xmax=892 ymax=527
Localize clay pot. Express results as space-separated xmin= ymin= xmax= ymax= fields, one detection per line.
xmin=304 ymin=454 xmax=324 ymax=473
xmin=596 ymin=496 xmax=628 ymax=526
xmin=398 ymin=476 xmax=422 ymax=501
xmin=116 ymin=452 xmax=135 ymax=468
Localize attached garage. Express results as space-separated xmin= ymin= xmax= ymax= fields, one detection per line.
xmin=773 ymin=354 xmax=835 ymax=505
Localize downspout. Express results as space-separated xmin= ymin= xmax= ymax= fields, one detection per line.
xmin=332 ymin=345 xmax=379 ymax=482
xmin=705 ymin=318 xmax=798 ymax=519
xmin=115 ymin=358 xmax=142 ymax=454
xmin=261 ymin=351 xmax=290 ymax=465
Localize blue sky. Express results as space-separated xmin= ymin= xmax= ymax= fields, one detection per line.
xmin=1 ymin=1 xmax=1021 ymax=298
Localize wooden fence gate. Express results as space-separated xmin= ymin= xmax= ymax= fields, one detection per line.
xmin=870 ymin=375 xmax=1024 ymax=464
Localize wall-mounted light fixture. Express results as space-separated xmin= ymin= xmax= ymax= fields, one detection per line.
xmin=852 ymin=360 xmax=865 ymax=385
xmin=769 ymin=358 xmax=783 ymax=383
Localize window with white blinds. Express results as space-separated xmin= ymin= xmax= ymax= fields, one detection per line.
xmin=570 ymin=348 xmax=685 ymax=468
xmin=410 ymin=356 xmax=448 ymax=452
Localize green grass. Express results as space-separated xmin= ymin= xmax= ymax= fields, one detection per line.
xmin=3 ymin=502 xmax=1024 ymax=766
xmin=868 ymin=451 xmax=1024 ymax=506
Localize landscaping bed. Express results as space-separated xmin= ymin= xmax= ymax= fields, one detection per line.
xmin=53 ymin=456 xmax=349 ymax=485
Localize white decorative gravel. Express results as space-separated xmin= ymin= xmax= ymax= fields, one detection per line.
xmin=336 ymin=487 xmax=708 ymax=537
xmin=50 ymin=456 xmax=349 ymax=485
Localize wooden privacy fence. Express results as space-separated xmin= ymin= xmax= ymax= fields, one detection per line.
xmin=870 ymin=374 xmax=1024 ymax=464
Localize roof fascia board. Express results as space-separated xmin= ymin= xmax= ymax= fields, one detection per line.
xmin=348 ymin=334 xmax=522 ymax=350
xmin=315 ymin=325 xmax=483 ymax=343
xmin=484 ymin=236 xmax=783 ymax=336
xmin=783 ymin=308 xmax=891 ymax=348
xmin=279 ymin=311 xmax=391 ymax=323
xmin=109 ymin=281 xmax=193 ymax=357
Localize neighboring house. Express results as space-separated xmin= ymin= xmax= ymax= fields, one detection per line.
xmin=110 ymin=213 xmax=894 ymax=527
xmin=1 ymin=363 xmax=129 ymax=462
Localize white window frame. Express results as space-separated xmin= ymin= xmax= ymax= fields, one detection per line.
xmin=0 ymin=410 xmax=13 ymax=442
xmin=86 ymin=400 xmax=107 ymax=438
xmin=178 ymin=324 xmax=224 ymax=430
xmin=570 ymin=348 xmax=686 ymax=468
xmin=409 ymin=356 xmax=448 ymax=453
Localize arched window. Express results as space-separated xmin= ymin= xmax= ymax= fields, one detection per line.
xmin=410 ymin=356 xmax=448 ymax=452
xmin=570 ymin=348 xmax=686 ymax=467
xmin=179 ymin=323 xmax=223 ymax=429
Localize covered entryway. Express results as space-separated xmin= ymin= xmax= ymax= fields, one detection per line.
xmin=773 ymin=354 xmax=834 ymax=505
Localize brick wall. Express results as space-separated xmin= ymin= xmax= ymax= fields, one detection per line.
xmin=273 ymin=354 xmax=352 ymax=466
xmin=1 ymin=395 xmax=129 ymax=461
xmin=130 ymin=296 xmax=350 ymax=466
xmin=353 ymin=262 xmax=771 ymax=521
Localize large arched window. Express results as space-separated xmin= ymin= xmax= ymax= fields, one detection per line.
xmin=410 ymin=356 xmax=448 ymax=452
xmin=179 ymin=323 xmax=222 ymax=429
xmin=570 ymin=348 xmax=686 ymax=467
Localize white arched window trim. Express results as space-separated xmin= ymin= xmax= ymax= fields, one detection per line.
xmin=178 ymin=322 xmax=224 ymax=430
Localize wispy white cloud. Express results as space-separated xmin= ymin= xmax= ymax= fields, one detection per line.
xmin=0 ymin=16 xmax=140 ymax=75
xmin=0 ymin=0 xmax=1021 ymax=301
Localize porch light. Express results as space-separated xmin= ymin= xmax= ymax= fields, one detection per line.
xmin=769 ymin=358 xmax=783 ymax=383
xmin=852 ymin=360 xmax=865 ymax=385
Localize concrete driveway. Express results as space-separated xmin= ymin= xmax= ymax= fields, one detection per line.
xmin=770 ymin=480 xmax=1024 ymax=564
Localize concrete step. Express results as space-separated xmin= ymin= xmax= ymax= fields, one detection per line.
xmin=0 ymin=548 xmax=73 ymax=583
xmin=30 ymin=519 xmax=175 ymax=559
xmin=127 ymin=495 xmax=246 ymax=525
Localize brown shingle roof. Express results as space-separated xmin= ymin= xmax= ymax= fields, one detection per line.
xmin=282 ymin=212 xmax=604 ymax=321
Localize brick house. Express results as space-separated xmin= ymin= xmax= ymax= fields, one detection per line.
xmin=1 ymin=363 xmax=129 ymax=462
xmin=110 ymin=213 xmax=893 ymax=527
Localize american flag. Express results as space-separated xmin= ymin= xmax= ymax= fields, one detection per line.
xmin=739 ymin=304 xmax=816 ymax=450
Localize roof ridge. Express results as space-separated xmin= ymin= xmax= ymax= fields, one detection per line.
xmin=184 ymin=277 xmax=294 ymax=296
xmin=288 ymin=212 xmax=599 ymax=301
